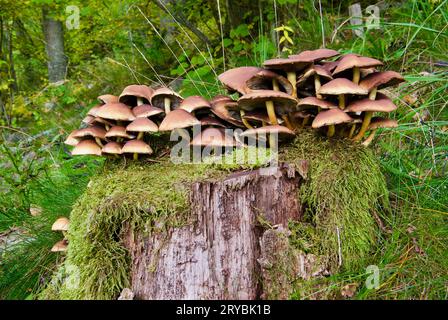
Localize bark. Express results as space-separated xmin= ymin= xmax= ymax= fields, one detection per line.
xmin=42 ymin=6 xmax=67 ymax=83
xmin=124 ymin=163 xmax=309 ymax=300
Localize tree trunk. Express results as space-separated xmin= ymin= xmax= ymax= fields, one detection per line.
xmin=124 ymin=163 xmax=308 ymax=300
xmin=42 ymin=6 xmax=67 ymax=83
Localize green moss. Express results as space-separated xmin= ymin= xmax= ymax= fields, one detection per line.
xmin=39 ymin=130 xmax=390 ymax=300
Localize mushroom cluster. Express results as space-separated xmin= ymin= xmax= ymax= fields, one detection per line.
xmin=65 ymin=48 xmax=403 ymax=159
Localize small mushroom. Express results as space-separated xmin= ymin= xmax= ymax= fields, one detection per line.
xmin=359 ymin=70 xmax=405 ymax=102
xmin=333 ymin=54 xmax=383 ymax=85
xmin=198 ymin=115 xmax=227 ymax=128
xmin=240 ymin=125 xmax=295 ymax=148
xmin=71 ymin=139 xmax=102 ymax=156
xmin=238 ymin=90 xmax=298 ymax=129
xmin=105 ymin=126 xmax=135 ymax=142
xmin=64 ymin=130 xmax=81 ymax=146
xmin=190 ymin=127 xmax=236 ymax=148
xmin=101 ymin=141 xmax=123 ymax=156
xmin=71 ymin=126 xmax=107 ymax=147
xmin=318 ymin=78 xmax=368 ymax=110
xmin=245 ymin=69 xmax=293 ymax=96
xmin=296 ymin=65 xmax=333 ymax=99
xmin=178 ymin=95 xmax=211 ymax=116
xmin=218 ymin=66 xmax=263 ymax=95
xmin=126 ymin=118 xmax=158 ymax=140
xmin=297 ymin=96 xmax=337 ymax=113
xmin=133 ymin=104 xmax=164 ymax=118
xmin=98 ymin=94 xmax=119 ymax=104
xmin=159 ymin=109 xmax=201 ymax=132
xmin=312 ymin=108 xmax=353 ymax=137
xmin=345 ymin=93 xmax=397 ymax=141
xmin=150 ymin=87 xmax=183 ymax=114
xmin=210 ymin=98 xmax=245 ymax=128
xmin=87 ymin=104 xmax=102 ymax=117
xmin=362 ymin=117 xmax=398 ymax=146
xmin=51 ymin=239 xmax=68 ymax=253
xmin=119 ymin=84 xmax=153 ymax=107
xmin=52 ymin=217 xmax=70 ymax=232
xmin=122 ymin=139 xmax=153 ymax=160
xmin=95 ymin=102 xmax=136 ymax=124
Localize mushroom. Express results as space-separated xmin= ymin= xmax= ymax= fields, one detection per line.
xmin=289 ymin=48 xmax=340 ymax=62
xmin=178 ymin=95 xmax=211 ymax=116
xmin=263 ymin=57 xmax=311 ymax=98
xmin=217 ymin=66 xmax=263 ymax=95
xmin=133 ymin=104 xmax=164 ymax=119
xmin=158 ymin=109 xmax=201 ymax=132
xmin=210 ymin=98 xmax=245 ymax=128
xmin=51 ymin=239 xmax=68 ymax=253
xmin=64 ymin=130 xmax=81 ymax=146
xmin=122 ymin=139 xmax=153 ymax=160
xmin=119 ymin=84 xmax=153 ymax=107
xmin=71 ymin=126 xmax=107 ymax=147
xmin=87 ymin=104 xmax=102 ymax=117
xmin=240 ymin=125 xmax=295 ymax=149
xmin=318 ymin=78 xmax=368 ymax=110
xmin=126 ymin=117 xmax=158 ymax=140
xmin=101 ymin=141 xmax=123 ymax=157
xmin=90 ymin=117 xmax=114 ymax=130
xmin=95 ymin=102 xmax=136 ymax=125
xmin=71 ymin=139 xmax=102 ymax=156
xmin=150 ymin=87 xmax=183 ymax=114
xmin=242 ymin=110 xmax=273 ymax=127
xmin=198 ymin=115 xmax=227 ymax=128
xmin=237 ymin=90 xmax=298 ymax=129
xmin=245 ymin=69 xmax=293 ymax=96
xmin=359 ymin=70 xmax=405 ymax=101
xmin=82 ymin=115 xmax=95 ymax=125
xmin=52 ymin=217 xmax=70 ymax=233
xmin=190 ymin=127 xmax=236 ymax=148
xmin=332 ymin=54 xmax=383 ymax=85
xmin=98 ymin=94 xmax=119 ymax=104
xmin=296 ymin=65 xmax=333 ymax=99
xmin=346 ymin=93 xmax=398 ymax=141
xmin=362 ymin=117 xmax=398 ymax=146
xmin=312 ymin=108 xmax=353 ymax=137
xmin=297 ymin=96 xmax=337 ymax=114
xmin=105 ymin=126 xmax=135 ymax=142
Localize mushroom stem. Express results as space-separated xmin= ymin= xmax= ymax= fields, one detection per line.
xmin=348 ymin=123 xmax=357 ymax=138
xmin=362 ymin=129 xmax=377 ymax=147
xmin=265 ymin=100 xmax=279 ymax=125
xmin=133 ymin=153 xmax=139 ymax=160
xmin=338 ymin=94 xmax=345 ymax=110
xmin=282 ymin=114 xmax=294 ymax=130
xmin=327 ymin=125 xmax=335 ymax=137
xmin=286 ymin=71 xmax=297 ymax=98
xmin=272 ymin=79 xmax=280 ymax=91
xmin=262 ymin=121 xmax=267 ymax=127
xmin=240 ymin=110 xmax=254 ymax=129
xmin=164 ymin=97 xmax=171 ymax=114
xmin=352 ymin=88 xmax=377 ymax=141
xmin=95 ymin=138 xmax=104 ymax=147
xmin=353 ymin=66 xmax=361 ymax=84
xmin=352 ymin=111 xmax=373 ymax=141
xmin=105 ymin=125 xmax=110 ymax=131
xmin=137 ymin=97 xmax=144 ymax=106
xmin=137 ymin=132 xmax=144 ymax=140
xmin=314 ymin=74 xmax=322 ymax=99
xmin=268 ymin=134 xmax=277 ymax=151
xmin=302 ymin=117 xmax=310 ymax=126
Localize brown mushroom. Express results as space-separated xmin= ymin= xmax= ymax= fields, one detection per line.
xmin=132 ymin=104 xmax=164 ymax=119
xmin=126 ymin=118 xmax=158 ymax=140
xmin=122 ymin=139 xmax=153 ymax=160
xmin=71 ymin=139 xmax=102 ymax=156
xmin=312 ymin=108 xmax=353 ymax=137
xmin=210 ymin=98 xmax=245 ymax=128
xmin=150 ymin=87 xmax=183 ymax=114
xmin=98 ymin=94 xmax=119 ymax=105
xmin=245 ymin=69 xmax=293 ymax=96
xmin=240 ymin=125 xmax=295 ymax=149
xmin=95 ymin=103 xmax=136 ymax=124
xmin=71 ymin=126 xmax=107 ymax=147
xmin=158 ymin=109 xmax=201 ymax=132
xmin=178 ymin=95 xmax=211 ymax=115
xmin=217 ymin=66 xmax=263 ymax=95
xmin=119 ymin=85 xmax=153 ymax=107
xmin=333 ymin=54 xmax=383 ymax=84
xmin=318 ymin=78 xmax=368 ymax=110
xmin=190 ymin=127 xmax=235 ymax=148
xmin=51 ymin=239 xmax=68 ymax=253
xmin=101 ymin=141 xmax=123 ymax=156
xmin=296 ymin=65 xmax=333 ymax=99
xmin=362 ymin=117 xmax=398 ymax=146
xmin=105 ymin=126 xmax=135 ymax=141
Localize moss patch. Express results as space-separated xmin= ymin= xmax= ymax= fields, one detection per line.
xmin=39 ymin=130 xmax=390 ymax=300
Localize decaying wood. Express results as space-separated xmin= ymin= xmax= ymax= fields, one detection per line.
xmin=124 ymin=163 xmax=308 ymax=300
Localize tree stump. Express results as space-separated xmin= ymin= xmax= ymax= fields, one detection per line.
xmin=124 ymin=163 xmax=306 ymax=300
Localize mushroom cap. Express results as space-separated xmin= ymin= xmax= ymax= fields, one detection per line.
xmin=102 ymin=141 xmax=123 ymax=155
xmin=119 ymin=85 xmax=154 ymax=106
xmin=87 ymin=104 xmax=102 ymax=117
xmin=51 ymin=240 xmax=68 ymax=252
xmin=333 ymin=54 xmax=383 ymax=75
xmin=71 ymin=140 xmax=102 ymax=156
xmin=318 ymin=78 xmax=369 ymax=96
xmin=289 ymin=48 xmax=340 ymax=62
xmin=51 ymin=217 xmax=70 ymax=231
xmin=298 ymin=97 xmax=337 ymax=110
xmin=199 ymin=115 xmax=226 ymax=128
xmin=64 ymin=130 xmax=80 ymax=146
xmin=240 ymin=125 xmax=295 ymax=142
xmin=312 ymin=109 xmax=353 ymax=128
xmin=210 ymin=99 xmax=245 ymax=128
xmin=246 ymin=70 xmax=294 ymax=95
xmin=210 ymin=94 xmax=233 ymax=105
xmin=126 ymin=118 xmax=158 ymax=133
xmin=291 ymin=110 xmax=313 ymax=119
xmin=368 ymin=117 xmax=398 ymax=130
xmin=158 ymin=109 xmax=201 ymax=131
xmin=98 ymin=94 xmax=119 ymax=104
xmin=359 ymin=71 xmax=405 ymax=91
xmin=178 ymin=95 xmax=211 ymax=113
xmin=150 ymin=87 xmax=183 ymax=110
xmin=91 ymin=117 xmax=114 ymax=127
xmin=296 ymin=65 xmax=333 ymax=87
xmin=82 ymin=115 xmax=95 ymax=125
xmin=263 ymin=57 xmax=310 ymax=72
xmin=218 ymin=67 xmax=263 ymax=94
xmin=122 ymin=140 xmax=153 ymax=154
xmin=320 ymin=60 xmax=339 ymax=73
xmin=238 ymin=90 xmax=298 ymax=115
xmin=133 ymin=104 xmax=164 ymax=118
xmin=243 ymin=110 xmax=272 ymax=124
xmin=71 ymin=126 xmax=107 ymax=140
xmin=105 ymin=126 xmax=135 ymax=139
xmin=345 ymin=93 xmax=397 ymax=113
xmin=190 ymin=127 xmax=235 ymax=147
xmin=96 ymin=103 xmax=136 ymax=121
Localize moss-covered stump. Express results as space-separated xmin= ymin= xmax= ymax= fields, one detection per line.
xmin=39 ymin=130 xmax=390 ymax=300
